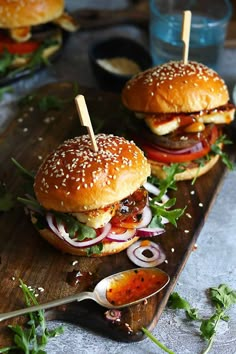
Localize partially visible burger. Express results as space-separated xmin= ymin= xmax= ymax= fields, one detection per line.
xmin=32 ymin=134 xmax=151 ymax=257
xmin=0 ymin=0 xmax=78 ymax=73
xmin=122 ymin=61 xmax=235 ymax=181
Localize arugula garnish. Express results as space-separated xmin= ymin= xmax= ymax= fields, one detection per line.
xmin=19 ymin=82 xmax=79 ymax=112
xmin=168 ymin=291 xmax=199 ymax=320
xmin=0 ymin=181 xmax=15 ymax=212
xmin=148 ymin=163 xmax=184 ymax=199
xmin=193 ymin=134 xmax=234 ymax=184
xmin=147 ymin=164 xmax=186 ymax=227
xmin=0 ymin=280 xmax=64 ymax=353
xmin=167 ymin=284 xmax=236 ymax=354
xmin=210 ymin=135 xmax=234 ymax=170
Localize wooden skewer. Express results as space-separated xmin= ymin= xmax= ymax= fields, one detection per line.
xmin=181 ymin=10 xmax=192 ymax=64
xmin=74 ymin=94 xmax=98 ymax=152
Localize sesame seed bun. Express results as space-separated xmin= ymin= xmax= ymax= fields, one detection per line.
xmin=34 ymin=134 xmax=151 ymax=212
xmin=0 ymin=0 xmax=64 ymax=28
xmin=122 ymin=61 xmax=229 ymax=114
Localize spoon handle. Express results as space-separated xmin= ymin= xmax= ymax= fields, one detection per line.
xmin=0 ymin=291 xmax=94 ymax=322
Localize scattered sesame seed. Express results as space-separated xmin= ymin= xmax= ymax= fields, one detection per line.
xmin=184 ymin=230 xmax=190 ymax=233
xmin=199 ymin=202 xmax=203 ymax=207
xmin=190 ymin=190 xmax=195 ymax=195
xmin=171 ymin=248 xmax=175 ymax=252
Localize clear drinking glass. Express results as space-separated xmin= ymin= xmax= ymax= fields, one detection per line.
xmin=149 ymin=0 xmax=232 ymax=69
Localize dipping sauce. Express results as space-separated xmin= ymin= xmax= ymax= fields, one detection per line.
xmin=106 ymin=268 xmax=168 ymax=306
xmin=96 ymin=57 xmax=141 ymax=76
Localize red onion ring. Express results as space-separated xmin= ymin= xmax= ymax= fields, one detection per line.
xmin=136 ymin=227 xmax=165 ymax=237
xmin=46 ymin=213 xmax=62 ymax=238
xmin=46 ymin=212 xmax=112 ymax=248
xmin=154 ymin=141 xmax=204 ymax=155
xmin=106 ymin=228 xmax=136 ymax=242
xmin=136 ymin=206 xmax=152 ymax=229
xmin=127 ymin=240 xmax=166 ymax=267
xmin=56 ymin=221 xmax=112 ymax=248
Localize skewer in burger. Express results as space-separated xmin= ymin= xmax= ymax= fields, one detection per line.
xmin=30 ymin=133 xmax=155 ymax=257
xmin=0 ymin=0 xmax=78 ymax=74
xmin=122 ymin=61 xmax=235 ymax=181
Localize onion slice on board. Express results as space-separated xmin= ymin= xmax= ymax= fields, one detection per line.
xmin=127 ymin=240 xmax=166 ymax=267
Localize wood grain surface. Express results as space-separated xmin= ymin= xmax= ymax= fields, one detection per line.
xmin=0 ymin=82 xmax=234 ymax=345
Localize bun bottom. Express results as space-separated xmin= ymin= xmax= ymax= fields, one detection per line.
xmin=149 ymin=154 xmax=220 ymax=181
xmin=34 ymin=225 xmax=139 ymax=257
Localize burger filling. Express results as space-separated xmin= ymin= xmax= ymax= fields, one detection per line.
xmin=73 ymin=188 xmax=148 ymax=229
xmin=132 ymin=103 xmax=235 ymax=166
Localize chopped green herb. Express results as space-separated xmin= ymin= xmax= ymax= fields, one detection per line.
xmin=211 ymin=135 xmax=234 ymax=170
xmin=168 ymin=284 xmax=236 ymax=354
xmin=0 ymin=280 xmax=64 ymax=353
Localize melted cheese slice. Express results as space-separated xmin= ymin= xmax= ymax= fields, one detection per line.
xmin=9 ymin=26 xmax=31 ymax=42
xmin=53 ymin=12 xmax=79 ymax=32
xmin=73 ymin=205 xmax=117 ymax=229
xmin=144 ymin=109 xmax=235 ymax=136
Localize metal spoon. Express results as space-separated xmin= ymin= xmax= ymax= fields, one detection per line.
xmin=0 ymin=267 xmax=169 ymax=322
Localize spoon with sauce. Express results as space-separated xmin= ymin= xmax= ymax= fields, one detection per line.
xmin=0 ymin=267 xmax=169 ymax=322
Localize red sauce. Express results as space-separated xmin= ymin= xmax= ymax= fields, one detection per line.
xmin=106 ymin=268 xmax=168 ymax=306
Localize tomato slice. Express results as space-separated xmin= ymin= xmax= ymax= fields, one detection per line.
xmin=0 ymin=34 xmax=40 ymax=54
xmin=140 ymin=125 xmax=218 ymax=163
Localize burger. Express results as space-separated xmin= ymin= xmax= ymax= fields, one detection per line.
xmin=121 ymin=61 xmax=235 ymax=181
xmin=0 ymin=0 xmax=78 ymax=75
xmin=31 ymin=133 xmax=152 ymax=257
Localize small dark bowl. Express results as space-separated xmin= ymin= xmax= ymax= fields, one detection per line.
xmin=89 ymin=36 xmax=152 ymax=93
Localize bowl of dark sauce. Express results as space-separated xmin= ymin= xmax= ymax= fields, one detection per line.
xmin=89 ymin=36 xmax=152 ymax=92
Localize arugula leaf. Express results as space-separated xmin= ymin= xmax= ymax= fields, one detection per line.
xmin=148 ymin=163 xmax=184 ymax=199
xmin=0 ymin=182 xmax=15 ymax=212
xmin=38 ymin=95 xmax=64 ymax=112
xmin=0 ymin=280 xmax=64 ymax=353
xmin=19 ymin=82 xmax=79 ymax=112
xmin=167 ymin=284 xmax=236 ymax=354
xmin=149 ymin=197 xmax=186 ymax=227
xmin=210 ymin=135 xmax=234 ymax=170
xmin=168 ymin=292 xmax=199 ymax=320
xmin=55 ymin=213 xmax=96 ymax=240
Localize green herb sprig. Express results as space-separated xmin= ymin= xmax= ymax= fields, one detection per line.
xmin=168 ymin=284 xmax=236 ymax=354
xmin=19 ymin=82 xmax=79 ymax=112
xmin=0 ymin=280 xmax=64 ymax=353
xmin=147 ymin=164 xmax=186 ymax=227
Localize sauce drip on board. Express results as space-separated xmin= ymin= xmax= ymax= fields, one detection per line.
xmin=106 ymin=268 xmax=168 ymax=306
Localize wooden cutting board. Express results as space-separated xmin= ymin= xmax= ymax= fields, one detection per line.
xmin=0 ymin=82 xmax=234 ymax=345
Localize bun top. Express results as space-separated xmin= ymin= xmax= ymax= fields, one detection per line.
xmin=122 ymin=61 xmax=229 ymax=114
xmin=0 ymin=0 xmax=64 ymax=28
xmin=34 ymin=134 xmax=151 ymax=212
